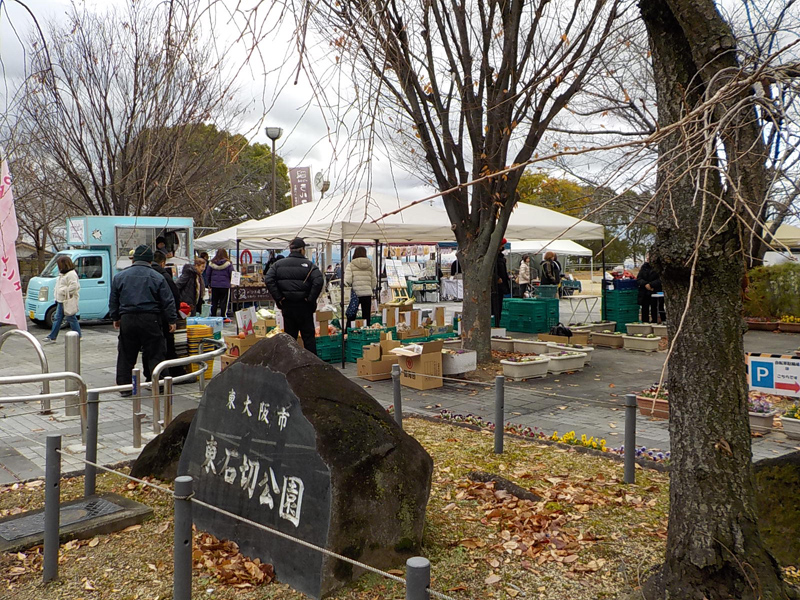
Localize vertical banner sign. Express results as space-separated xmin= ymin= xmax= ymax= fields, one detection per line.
xmin=289 ymin=167 xmax=312 ymax=206
xmin=0 ymin=160 xmax=26 ymax=331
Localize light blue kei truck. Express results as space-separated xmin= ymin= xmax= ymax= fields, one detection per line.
xmin=26 ymin=216 xmax=194 ymax=328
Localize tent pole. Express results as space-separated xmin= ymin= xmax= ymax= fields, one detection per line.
xmin=601 ymin=238 xmax=606 ymax=322
xmin=374 ymin=239 xmax=380 ymax=303
xmin=236 ymin=239 xmax=241 ymax=269
xmin=340 ymin=239 xmax=346 ymax=369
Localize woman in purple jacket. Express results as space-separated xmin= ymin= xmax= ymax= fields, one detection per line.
xmin=208 ymin=249 xmax=233 ymax=317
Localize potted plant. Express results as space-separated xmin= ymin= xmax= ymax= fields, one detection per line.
xmin=651 ymin=323 xmax=668 ymax=337
xmin=567 ymin=322 xmax=594 ymax=333
xmin=590 ymin=320 xmax=616 ymax=332
xmin=748 ymin=394 xmax=778 ymax=433
xmin=622 ymin=333 xmax=661 ymax=352
xmin=490 ymin=336 xmax=516 ymax=352
xmin=778 ymin=315 xmax=800 ymax=333
xmin=547 ymin=350 xmax=587 ymax=374
xmin=501 ymin=355 xmax=551 ymax=380
xmin=626 ymin=322 xmax=653 ymax=335
xmin=591 ymin=330 xmax=625 ymax=348
xmin=745 ymin=316 xmax=780 ymax=331
xmin=781 ymin=403 xmax=800 ymax=440
xmin=514 ymin=339 xmax=551 ymax=354
xmin=546 ymin=342 xmax=595 ymax=364
xmin=636 ymin=384 xmax=669 ymax=419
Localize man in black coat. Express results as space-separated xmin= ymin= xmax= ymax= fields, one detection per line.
xmin=636 ymin=259 xmax=661 ymax=323
xmin=144 ymin=250 xmax=182 ymax=378
xmin=491 ymin=241 xmax=511 ymax=327
xmin=265 ymin=237 xmax=324 ymax=355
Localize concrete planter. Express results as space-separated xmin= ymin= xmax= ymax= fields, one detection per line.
xmin=778 ymin=322 xmax=800 ymax=333
xmin=442 ymin=338 xmax=463 ymax=349
xmin=567 ymin=324 xmax=594 ymax=334
xmin=590 ymin=321 xmax=616 ymax=332
xmin=491 ymin=338 xmax=516 ymax=352
xmin=547 ymin=343 xmax=594 ymax=364
xmin=547 ymin=352 xmax=587 ymax=374
xmin=651 ymin=324 xmax=668 ymax=337
xmin=636 ymin=395 xmax=669 ymax=419
xmin=749 ymin=411 xmax=777 ymax=433
xmin=442 ymin=350 xmax=477 ymax=375
xmin=622 ymin=335 xmax=660 ymax=352
xmin=626 ymin=323 xmax=653 ymax=335
xmin=591 ymin=331 xmax=624 ymax=348
xmin=513 ymin=339 xmax=551 ymax=354
xmin=781 ymin=416 xmax=800 ymax=440
xmin=501 ymin=357 xmax=550 ymax=380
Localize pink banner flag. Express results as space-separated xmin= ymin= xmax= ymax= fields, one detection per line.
xmin=0 ymin=159 xmax=26 ymax=331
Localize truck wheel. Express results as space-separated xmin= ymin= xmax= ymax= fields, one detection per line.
xmin=43 ymin=305 xmax=58 ymax=329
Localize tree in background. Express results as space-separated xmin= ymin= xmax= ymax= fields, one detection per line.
xmin=10 ymin=0 xmax=243 ymax=217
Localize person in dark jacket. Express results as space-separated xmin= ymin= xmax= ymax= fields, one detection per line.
xmin=208 ymin=249 xmax=234 ymax=317
xmin=199 ymin=251 xmax=212 ymax=288
xmin=491 ymin=242 xmax=510 ymax=327
xmin=637 ymin=258 xmax=661 ymax=323
xmin=110 ymin=245 xmax=177 ymax=391
xmin=540 ymin=251 xmax=561 ymax=285
xmin=265 ymin=237 xmax=324 ymax=355
xmin=176 ymin=257 xmax=206 ymax=316
xmin=144 ymin=250 xmax=182 ymax=379
xmin=450 ymin=258 xmax=462 ymax=276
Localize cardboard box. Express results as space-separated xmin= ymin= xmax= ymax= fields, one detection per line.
xmin=317 ymin=320 xmax=330 ymax=337
xmin=399 ymin=340 xmax=443 ymax=390
xmin=434 ymin=306 xmax=446 ymax=327
xmin=356 ymin=355 xmax=400 ymax=381
xmin=315 ymin=310 xmax=334 ymax=321
xmin=538 ymin=332 xmax=591 ymax=346
xmin=254 ymin=320 xmax=275 ymax=337
xmin=382 ymin=307 xmax=399 ymax=328
xmin=224 ymin=334 xmax=259 ymax=358
xmin=397 ymin=327 xmax=429 ymax=340
xmin=379 ymin=302 xmax=414 ymax=313
xmin=220 ymin=353 xmax=237 ymax=371
xmin=362 ymin=343 xmax=382 ymax=362
xmin=429 ymin=325 xmax=453 ymax=337
xmin=353 ymin=319 xmax=367 ymax=329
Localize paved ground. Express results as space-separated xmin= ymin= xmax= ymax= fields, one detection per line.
xmin=1 ymin=300 xmax=798 ymax=484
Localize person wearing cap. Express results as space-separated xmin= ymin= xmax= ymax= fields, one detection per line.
xmin=109 ymin=244 xmax=178 ymax=393
xmin=265 ymin=237 xmax=324 ymax=355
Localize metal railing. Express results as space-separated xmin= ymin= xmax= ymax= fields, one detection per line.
xmin=0 ymin=329 xmax=52 ymax=412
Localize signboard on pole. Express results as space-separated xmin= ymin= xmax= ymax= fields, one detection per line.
xmin=289 ymin=167 xmax=312 ymax=206
xmin=746 ymin=353 xmax=800 ymax=397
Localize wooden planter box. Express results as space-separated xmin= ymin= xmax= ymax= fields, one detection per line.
xmin=591 ymin=332 xmax=624 ymax=348
xmin=781 ymin=416 xmax=800 ymax=440
xmin=637 ymin=395 xmax=669 ymax=419
xmin=513 ymin=339 xmax=551 ymax=354
xmin=749 ymin=411 xmax=777 ymax=433
xmin=626 ymin=323 xmax=653 ymax=335
xmin=501 ymin=357 xmax=550 ymax=380
xmin=547 ymin=352 xmax=587 ymax=374
xmin=746 ymin=320 xmax=779 ymax=331
xmin=778 ymin=322 xmax=800 ymax=333
xmin=623 ymin=335 xmax=660 ymax=352
xmin=652 ymin=324 xmax=668 ymax=337
xmin=491 ymin=338 xmax=516 ymax=352
xmin=547 ymin=343 xmax=594 ymax=364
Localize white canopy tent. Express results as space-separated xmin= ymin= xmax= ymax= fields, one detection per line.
xmin=237 ymin=190 xmax=605 ymax=244
xmin=509 ymin=239 xmax=593 ymax=256
xmin=195 ymin=219 xmax=287 ymax=251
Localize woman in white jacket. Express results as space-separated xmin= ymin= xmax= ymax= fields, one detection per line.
xmin=517 ymin=255 xmax=531 ymax=297
xmin=344 ymin=246 xmax=378 ymax=330
xmin=44 ymin=255 xmax=81 ymax=343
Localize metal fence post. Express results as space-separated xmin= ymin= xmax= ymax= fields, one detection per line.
xmin=132 ymin=368 xmax=143 ymax=449
xmin=164 ymin=376 xmax=174 ymax=427
xmin=173 ymin=475 xmax=194 ymax=600
xmin=392 ymin=364 xmax=403 ymax=428
xmin=494 ymin=375 xmax=505 ymax=454
xmin=406 ymin=556 xmax=430 ymax=600
xmin=624 ymin=393 xmax=637 ymax=484
xmin=152 ymin=377 xmax=162 ymax=435
xmin=43 ymin=434 xmax=61 ymax=583
xmin=64 ymin=331 xmax=81 ymax=417
xmin=198 ymin=365 xmax=207 ymax=393
xmin=84 ymin=391 xmax=99 ymax=498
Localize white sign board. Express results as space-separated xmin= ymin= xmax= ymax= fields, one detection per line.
xmin=67 ymin=218 xmax=86 ymax=244
xmin=746 ymin=353 xmax=800 ymax=396
xmin=235 ymin=306 xmax=257 ymax=335
xmin=385 ymin=259 xmax=407 ymax=288
xmin=230 ymin=270 xmax=242 ymax=286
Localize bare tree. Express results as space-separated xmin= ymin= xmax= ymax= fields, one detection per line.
xmin=300 ymin=0 xmax=625 ymax=360
xmin=634 ymin=1 xmax=799 ymax=598
xmin=11 ymin=0 xmax=245 ymax=217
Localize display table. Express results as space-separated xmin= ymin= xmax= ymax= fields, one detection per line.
xmin=563 ymin=295 xmax=602 ymax=323
xmin=407 ymin=279 xmax=439 ymax=302
xmin=440 ymin=278 xmax=463 ymax=301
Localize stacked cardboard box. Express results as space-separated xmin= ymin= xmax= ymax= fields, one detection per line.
xmin=356 ymin=332 xmax=401 ymax=381
xmin=392 ymin=339 xmax=444 ymax=390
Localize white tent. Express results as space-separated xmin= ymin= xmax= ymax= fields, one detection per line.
xmin=509 ymin=239 xmax=593 ymax=256
xmin=237 ymin=190 xmax=605 ymax=243
xmin=195 ymin=219 xmax=286 ymax=251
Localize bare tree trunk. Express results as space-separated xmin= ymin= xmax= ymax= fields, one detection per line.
xmin=638 ymin=1 xmax=796 ymax=598
xmin=458 ymin=244 xmax=494 ymax=362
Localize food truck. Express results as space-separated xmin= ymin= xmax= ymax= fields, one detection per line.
xmin=26 ymin=216 xmax=194 ymax=328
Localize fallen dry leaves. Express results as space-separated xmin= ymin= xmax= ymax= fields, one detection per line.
xmin=192 ymin=531 xmax=275 ymax=588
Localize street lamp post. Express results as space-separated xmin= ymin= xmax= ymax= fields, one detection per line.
xmin=265 ymin=127 xmax=283 ymax=215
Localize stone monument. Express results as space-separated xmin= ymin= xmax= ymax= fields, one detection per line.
xmin=178 ymin=334 xmax=433 ymax=598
